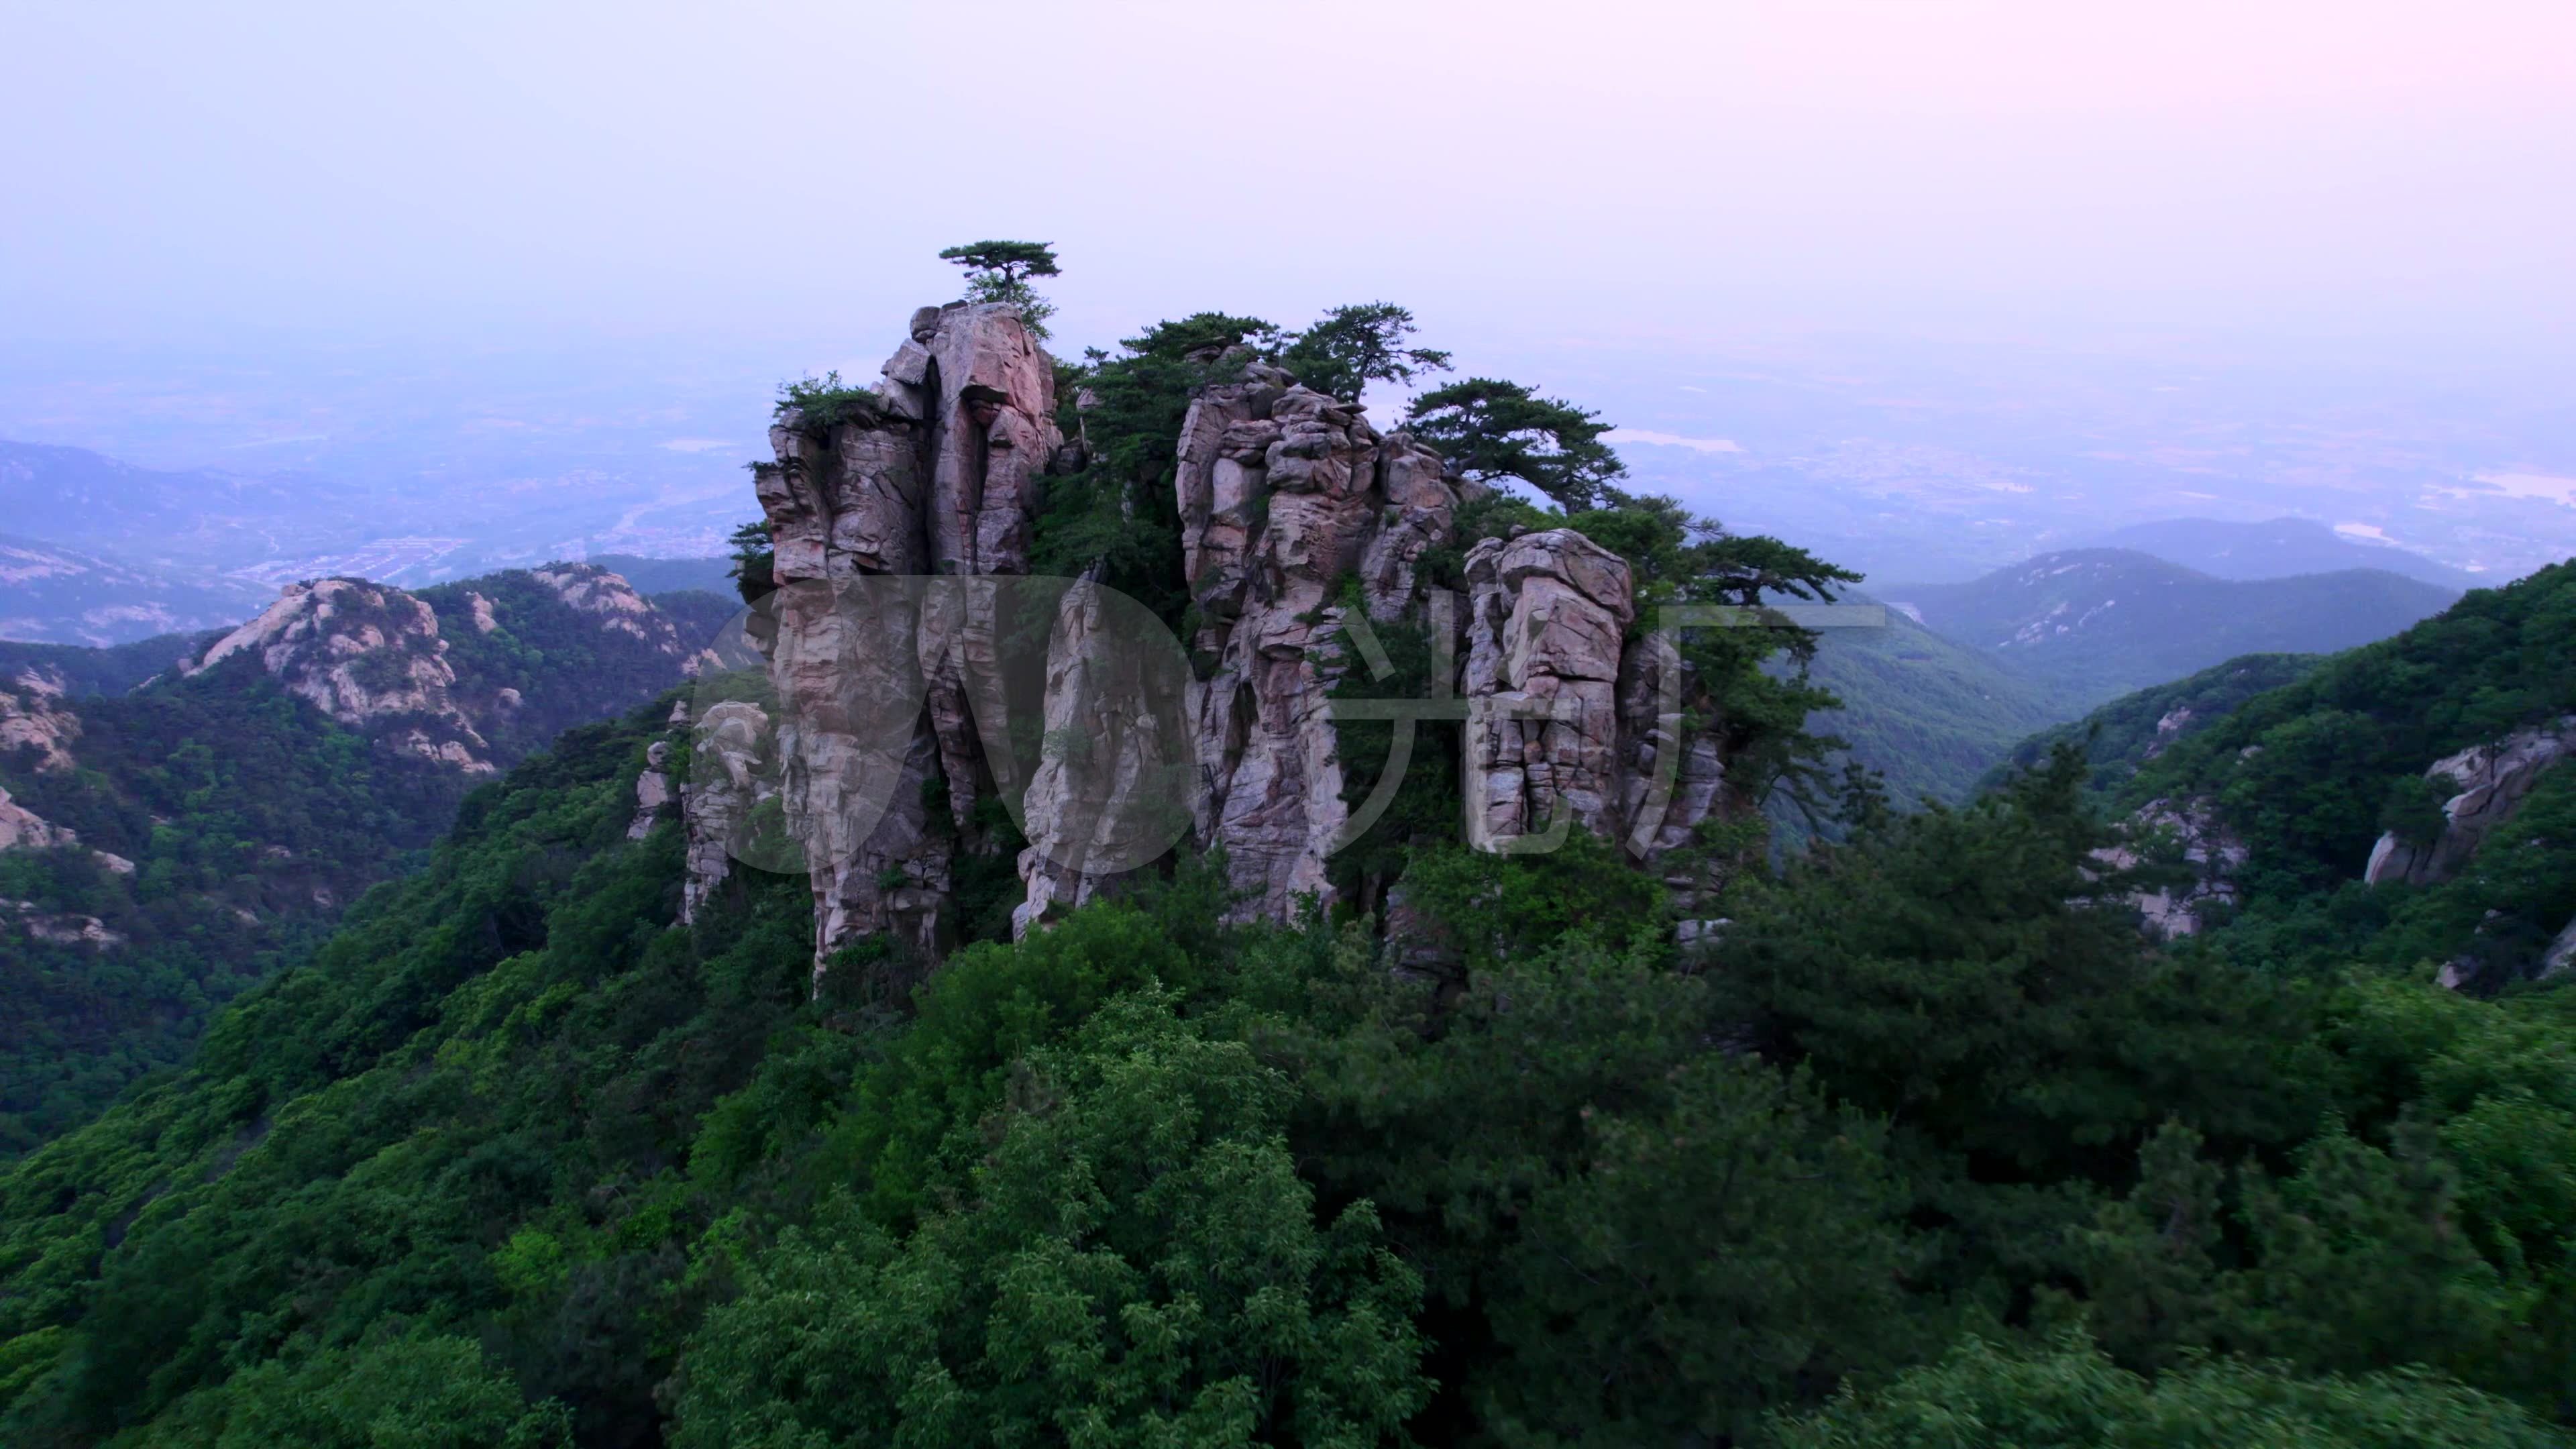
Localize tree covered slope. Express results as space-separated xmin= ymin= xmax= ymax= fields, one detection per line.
xmin=0 ymin=694 xmax=2565 ymax=1444
xmin=0 ymin=567 xmax=714 ymax=1155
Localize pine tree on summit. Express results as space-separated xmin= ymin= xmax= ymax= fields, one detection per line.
xmin=938 ymin=239 xmax=1061 ymax=339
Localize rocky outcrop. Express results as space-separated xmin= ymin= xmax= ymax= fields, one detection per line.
xmin=680 ymin=700 xmax=777 ymax=926
xmin=2102 ymin=797 xmax=2248 ymax=938
xmin=0 ymin=785 xmax=71 ymax=852
xmin=2543 ymin=914 xmax=2576 ymax=981
xmin=627 ymin=741 xmax=675 ymax=841
xmin=2364 ymin=718 xmax=2576 ymax=887
xmin=737 ymin=305 xmax=1757 ymax=964
xmin=187 ymin=578 xmax=495 ymax=773
xmin=0 ymin=677 xmax=80 ymax=774
xmin=1 ymin=899 xmax=123 ymax=949
xmin=532 ymin=564 xmax=686 ymax=653
xmin=1458 ymin=529 xmax=1635 ymax=853
xmin=751 ymin=303 xmax=1063 ymax=966
xmin=1179 ymin=375 xmax=1438 ymax=919
xmin=1012 ymin=578 xmax=1193 ymax=936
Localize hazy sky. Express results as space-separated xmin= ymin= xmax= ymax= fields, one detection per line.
xmin=6 ymin=1 xmax=2573 ymax=365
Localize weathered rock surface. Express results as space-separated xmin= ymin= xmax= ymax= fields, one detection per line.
xmin=739 ymin=305 xmax=1760 ymax=963
xmin=1178 ymin=374 xmax=1460 ymax=920
xmin=2543 ymin=914 xmax=2576 ymax=981
xmin=627 ymin=740 xmax=675 ymax=841
xmin=680 ymin=700 xmax=776 ymax=927
xmin=188 ymin=578 xmax=496 ymax=773
xmin=750 ymin=304 xmax=1063 ymax=965
xmin=1459 ymin=529 xmax=1635 ymax=853
xmin=1012 ymin=578 xmax=1194 ymax=937
xmin=533 ymin=564 xmax=688 ymax=654
xmin=2364 ymin=717 xmax=2576 ymax=887
xmin=0 ymin=677 xmax=80 ymax=775
xmin=1 ymin=899 xmax=123 ymax=949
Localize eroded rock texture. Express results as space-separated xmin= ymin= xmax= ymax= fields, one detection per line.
xmin=1177 ymin=373 xmax=1472 ymax=920
xmin=1458 ymin=529 xmax=1635 ymax=853
xmin=749 ymin=303 xmax=1063 ymax=967
xmin=741 ymin=309 xmax=1759 ymax=966
xmin=680 ymin=700 xmax=776 ymax=926
xmin=2364 ymin=718 xmax=2576 ymax=887
xmin=187 ymin=578 xmax=494 ymax=773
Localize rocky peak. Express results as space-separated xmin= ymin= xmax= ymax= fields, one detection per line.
xmin=187 ymin=578 xmax=494 ymax=773
xmin=726 ymin=303 xmax=1754 ymax=969
xmin=531 ymin=564 xmax=683 ymax=653
xmin=751 ymin=303 xmax=1067 ymax=969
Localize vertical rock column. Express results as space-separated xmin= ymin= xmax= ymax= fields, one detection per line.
xmin=1456 ymin=530 xmax=1635 ymax=851
xmin=751 ymin=303 xmax=1061 ymax=971
xmin=1178 ymin=374 xmax=1463 ymax=920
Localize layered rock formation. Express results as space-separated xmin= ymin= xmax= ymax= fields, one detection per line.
xmin=1458 ymin=529 xmax=1635 ymax=853
xmin=2364 ymin=718 xmax=2576 ymax=887
xmin=749 ymin=303 xmax=1064 ymax=966
xmin=1176 ymin=372 xmax=1466 ymax=918
xmin=733 ymin=307 xmax=1748 ymax=966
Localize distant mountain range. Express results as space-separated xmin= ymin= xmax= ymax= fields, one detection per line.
xmin=1796 ymin=597 xmax=2076 ymax=812
xmin=2086 ymin=516 xmax=2482 ymax=589
xmin=0 ymin=441 xmax=749 ymax=645
xmin=1878 ymin=548 xmax=2460 ymax=706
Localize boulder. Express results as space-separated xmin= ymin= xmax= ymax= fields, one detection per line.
xmin=2364 ymin=717 xmax=2576 ymax=886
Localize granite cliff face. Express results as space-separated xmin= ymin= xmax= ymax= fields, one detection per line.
xmin=728 ymin=305 xmax=1746 ymax=971
xmin=2364 ymin=718 xmax=2576 ymax=888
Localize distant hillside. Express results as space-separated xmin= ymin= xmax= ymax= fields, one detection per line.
xmin=0 ymin=564 xmax=706 ymax=1154
xmin=1982 ymin=652 xmax=2321 ymax=800
xmin=2092 ymin=516 xmax=2480 ymax=588
xmin=587 ymin=553 xmax=734 ymax=597
xmin=2102 ymin=561 xmax=2576 ymax=986
xmin=0 ymin=532 xmax=270 ymax=646
xmin=0 ymin=629 xmax=217 ymax=696
xmin=1882 ymin=549 xmax=2458 ymax=706
xmin=1798 ymin=597 xmax=2078 ymax=809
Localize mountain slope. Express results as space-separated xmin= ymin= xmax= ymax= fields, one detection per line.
xmin=1799 ymin=596 xmax=2079 ymax=808
xmin=2092 ymin=516 xmax=2480 ymax=589
xmin=1983 ymin=652 xmax=2322 ymax=800
xmin=1884 ymin=548 xmax=2458 ymax=705
xmin=0 ymin=564 xmax=710 ymax=1153
xmin=0 ymin=532 xmax=270 ymax=646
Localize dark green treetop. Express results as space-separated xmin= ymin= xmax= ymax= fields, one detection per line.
xmin=1278 ymin=301 xmax=1453 ymax=403
xmin=938 ymin=239 xmax=1062 ymax=340
xmin=1404 ymin=376 xmax=1627 ymax=512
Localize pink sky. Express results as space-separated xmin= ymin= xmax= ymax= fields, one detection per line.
xmin=5 ymin=1 xmax=2571 ymax=358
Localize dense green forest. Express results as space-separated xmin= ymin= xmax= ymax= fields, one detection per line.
xmin=0 ymin=286 xmax=2570 ymax=1444
xmin=2 ymin=668 xmax=2569 ymax=1444
xmin=2113 ymin=562 xmax=2576 ymax=988
xmin=0 ymin=570 xmax=713 ymax=1157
